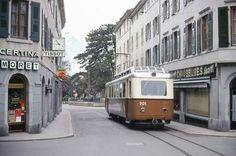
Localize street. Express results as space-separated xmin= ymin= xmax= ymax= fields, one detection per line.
xmin=0 ymin=105 xmax=236 ymax=156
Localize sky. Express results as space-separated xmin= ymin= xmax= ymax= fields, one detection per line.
xmin=62 ymin=0 xmax=140 ymax=75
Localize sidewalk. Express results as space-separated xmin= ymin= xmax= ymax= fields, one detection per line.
xmin=0 ymin=109 xmax=74 ymax=142
xmin=166 ymin=121 xmax=236 ymax=137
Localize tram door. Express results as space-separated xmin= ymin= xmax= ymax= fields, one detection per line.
xmin=231 ymin=90 xmax=236 ymax=129
xmin=8 ymin=75 xmax=26 ymax=132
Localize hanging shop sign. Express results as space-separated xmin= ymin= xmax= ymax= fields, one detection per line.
xmin=172 ymin=64 xmax=215 ymax=79
xmin=43 ymin=51 xmax=65 ymax=57
xmin=0 ymin=60 xmax=39 ymax=71
xmin=57 ymin=69 xmax=66 ymax=80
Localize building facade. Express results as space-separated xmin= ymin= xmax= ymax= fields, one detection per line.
xmin=0 ymin=0 xmax=65 ymax=135
xmin=114 ymin=0 xmax=236 ymax=131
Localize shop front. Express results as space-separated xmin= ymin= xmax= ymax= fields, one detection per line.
xmin=172 ymin=64 xmax=215 ymax=127
xmin=8 ymin=74 xmax=28 ymax=132
xmin=230 ymin=78 xmax=236 ymax=129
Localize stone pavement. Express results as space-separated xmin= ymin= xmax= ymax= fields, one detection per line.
xmin=0 ymin=109 xmax=74 ymax=142
xmin=0 ymin=105 xmax=236 ymax=142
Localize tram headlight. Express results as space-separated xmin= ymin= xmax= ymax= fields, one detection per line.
xmin=140 ymin=106 xmax=146 ymax=113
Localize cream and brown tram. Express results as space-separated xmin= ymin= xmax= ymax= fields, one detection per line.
xmin=105 ymin=66 xmax=174 ymax=126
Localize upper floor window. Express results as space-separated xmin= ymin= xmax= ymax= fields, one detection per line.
xmin=0 ymin=0 xmax=40 ymax=42
xmin=196 ymin=12 xmax=213 ymax=53
xmin=183 ymin=22 xmax=195 ymax=57
xmin=153 ymin=16 xmax=159 ymax=37
xmin=11 ymin=0 xmax=29 ymax=39
xmin=172 ymin=0 xmax=180 ymax=15
xmin=163 ymin=0 xmax=170 ymax=22
xmin=145 ymin=22 xmax=151 ymax=41
xmin=231 ymin=7 xmax=236 ymax=45
xmin=183 ymin=0 xmax=194 ymax=7
xmin=136 ymin=32 xmax=139 ymax=49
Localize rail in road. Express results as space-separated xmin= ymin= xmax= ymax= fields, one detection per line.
xmin=143 ymin=130 xmax=225 ymax=156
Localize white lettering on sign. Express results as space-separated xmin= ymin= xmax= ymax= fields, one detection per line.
xmin=43 ymin=51 xmax=65 ymax=57
xmin=9 ymin=61 xmax=17 ymax=69
xmin=0 ymin=48 xmax=39 ymax=58
xmin=0 ymin=60 xmax=39 ymax=71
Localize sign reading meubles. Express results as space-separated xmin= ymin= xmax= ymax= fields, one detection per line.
xmin=0 ymin=48 xmax=39 ymax=71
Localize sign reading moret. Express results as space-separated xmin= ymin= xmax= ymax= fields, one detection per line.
xmin=0 ymin=60 xmax=39 ymax=71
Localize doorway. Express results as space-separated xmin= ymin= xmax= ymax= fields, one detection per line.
xmin=8 ymin=74 xmax=28 ymax=132
xmin=230 ymin=78 xmax=236 ymax=129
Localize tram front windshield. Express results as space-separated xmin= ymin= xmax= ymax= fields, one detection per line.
xmin=141 ymin=80 xmax=167 ymax=96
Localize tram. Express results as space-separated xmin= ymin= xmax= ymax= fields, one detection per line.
xmin=105 ymin=66 xmax=174 ymax=126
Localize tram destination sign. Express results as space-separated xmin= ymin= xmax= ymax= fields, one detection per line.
xmin=172 ymin=64 xmax=216 ymax=79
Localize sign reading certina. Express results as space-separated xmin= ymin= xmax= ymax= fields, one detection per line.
xmin=0 ymin=60 xmax=39 ymax=71
xmin=0 ymin=48 xmax=39 ymax=58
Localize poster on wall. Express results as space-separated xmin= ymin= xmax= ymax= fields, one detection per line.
xmin=15 ymin=108 xmax=21 ymax=122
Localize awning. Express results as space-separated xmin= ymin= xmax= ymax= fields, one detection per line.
xmin=174 ymin=77 xmax=210 ymax=88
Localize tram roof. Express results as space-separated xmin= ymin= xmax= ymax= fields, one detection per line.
xmin=106 ymin=66 xmax=172 ymax=85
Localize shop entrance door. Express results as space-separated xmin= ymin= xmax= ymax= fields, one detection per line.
xmin=231 ymin=89 xmax=236 ymax=129
xmin=8 ymin=75 xmax=27 ymax=132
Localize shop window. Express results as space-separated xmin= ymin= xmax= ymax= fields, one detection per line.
xmin=186 ymin=88 xmax=209 ymax=117
xmin=174 ymin=89 xmax=180 ymax=111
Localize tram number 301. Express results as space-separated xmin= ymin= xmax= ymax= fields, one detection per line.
xmin=139 ymin=101 xmax=147 ymax=106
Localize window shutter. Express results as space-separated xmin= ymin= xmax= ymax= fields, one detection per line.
xmin=161 ymin=38 xmax=164 ymax=63
xmin=170 ymin=34 xmax=173 ymax=61
xmin=31 ymin=2 xmax=40 ymax=42
xmin=0 ymin=0 xmax=9 ymax=38
xmin=218 ymin=7 xmax=229 ymax=47
xmin=197 ymin=19 xmax=201 ymax=54
xmin=192 ymin=21 xmax=196 ymax=55
xmin=167 ymin=36 xmax=170 ymax=62
xmin=183 ymin=27 xmax=187 ymax=57
xmin=157 ymin=44 xmax=160 ymax=65
xmin=208 ymin=11 xmax=213 ymax=50
xmin=177 ymin=30 xmax=181 ymax=59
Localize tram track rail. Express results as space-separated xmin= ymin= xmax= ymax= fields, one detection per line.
xmin=143 ymin=129 xmax=225 ymax=156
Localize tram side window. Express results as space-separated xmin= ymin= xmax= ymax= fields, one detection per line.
xmin=141 ymin=81 xmax=167 ymax=96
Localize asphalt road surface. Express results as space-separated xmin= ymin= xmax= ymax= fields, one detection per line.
xmin=0 ymin=105 xmax=236 ymax=156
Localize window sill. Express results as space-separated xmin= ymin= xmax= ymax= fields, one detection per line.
xmin=7 ymin=38 xmax=33 ymax=44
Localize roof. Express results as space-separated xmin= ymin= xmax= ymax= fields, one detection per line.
xmin=114 ymin=0 xmax=147 ymax=33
